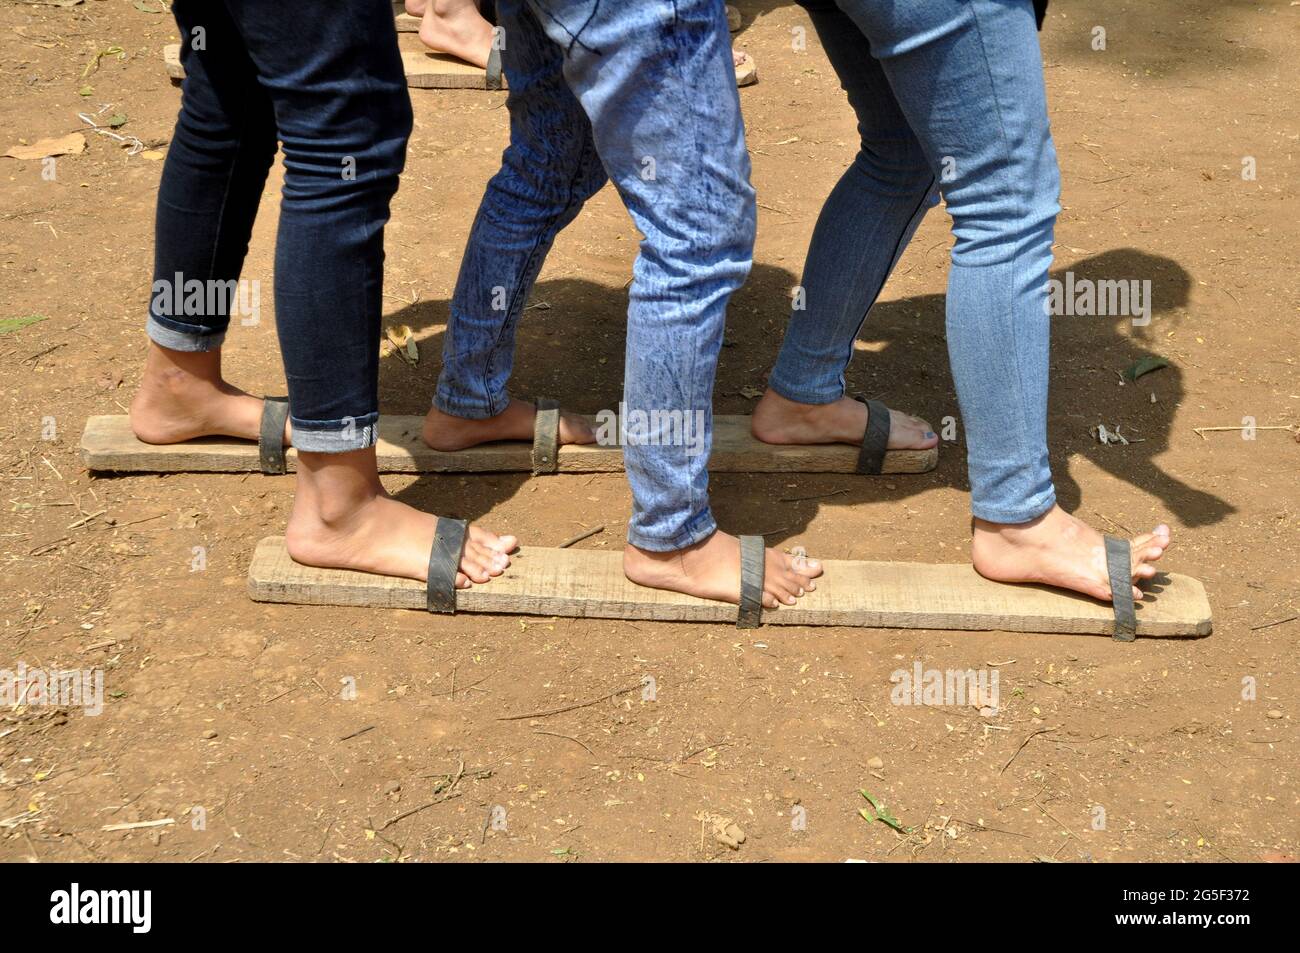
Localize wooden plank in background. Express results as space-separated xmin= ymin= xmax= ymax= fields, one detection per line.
xmin=247 ymin=536 xmax=1212 ymax=637
xmin=81 ymin=414 xmax=938 ymax=474
xmin=163 ymin=39 xmax=501 ymax=91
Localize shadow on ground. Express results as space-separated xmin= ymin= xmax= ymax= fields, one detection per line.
xmin=383 ymin=248 xmax=1233 ymax=540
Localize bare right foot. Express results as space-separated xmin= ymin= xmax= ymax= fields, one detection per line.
xmin=129 ymin=342 xmax=290 ymax=447
xmin=971 ymin=504 xmax=1172 ymax=603
xmin=285 ymin=448 xmax=516 ymax=588
xmin=422 ymin=398 xmax=595 ymax=452
xmin=623 ymin=530 xmax=823 ymax=609
xmin=751 ymin=388 xmax=937 ymax=451
xmin=415 ymin=0 xmax=495 ymax=69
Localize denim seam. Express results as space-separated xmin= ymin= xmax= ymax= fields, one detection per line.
xmin=966 ymin=0 xmax=1040 ymax=508
xmin=337 ymin=0 xmax=397 ymax=429
xmin=530 ymin=0 xmax=602 ymax=54
xmin=660 ymin=0 xmax=713 ymax=535
xmin=841 ymin=171 xmax=933 ymax=394
xmin=481 ymin=131 xmax=599 ymax=417
xmin=202 ymin=80 xmax=252 ymax=297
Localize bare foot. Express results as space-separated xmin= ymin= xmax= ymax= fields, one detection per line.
xmin=422 ymin=398 xmax=595 ymax=452
xmin=416 ymin=0 xmax=495 ymax=69
xmin=129 ymin=342 xmax=290 ymax=447
xmin=971 ymin=504 xmax=1172 ymax=602
xmin=285 ymin=448 xmax=516 ymax=588
xmin=623 ymin=530 xmax=823 ymax=609
xmin=751 ymin=388 xmax=937 ymax=451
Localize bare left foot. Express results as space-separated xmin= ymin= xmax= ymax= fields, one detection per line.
xmin=129 ymin=342 xmax=291 ymax=447
xmin=422 ymin=398 xmax=595 ymax=452
xmin=751 ymin=388 xmax=937 ymax=452
xmin=624 ymin=530 xmax=823 ymax=609
xmin=416 ymin=0 xmax=495 ymax=69
xmin=971 ymin=505 xmax=1172 ymax=603
xmin=285 ymin=447 xmax=516 ymax=589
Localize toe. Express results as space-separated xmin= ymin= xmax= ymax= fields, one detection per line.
xmin=562 ymin=413 xmax=597 ymax=445
xmin=766 ymin=580 xmax=798 ymax=606
xmin=471 ymin=525 xmax=517 ymax=555
xmin=470 ymin=541 xmax=509 ymax=576
xmin=1134 ymin=562 xmax=1158 ymax=580
xmin=784 ymin=550 xmax=823 ymax=579
xmin=458 ymin=546 xmax=496 ymax=584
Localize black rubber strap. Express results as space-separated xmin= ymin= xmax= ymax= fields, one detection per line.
xmin=426 ymin=517 xmax=468 ymax=614
xmin=736 ymin=535 xmax=765 ymax=629
xmin=259 ymin=397 xmax=289 ymax=475
xmin=485 ymin=44 xmax=503 ymax=90
xmin=532 ymin=398 xmax=560 ymax=475
xmin=855 ymin=398 xmax=891 ymax=475
xmin=1104 ymin=535 xmax=1137 ymax=641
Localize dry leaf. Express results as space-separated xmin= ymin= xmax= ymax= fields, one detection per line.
xmin=385 ymin=324 xmax=419 ymax=365
xmin=5 ymin=133 xmax=86 ymax=160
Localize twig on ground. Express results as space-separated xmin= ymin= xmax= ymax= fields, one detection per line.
xmin=101 ymin=818 xmax=175 ymax=832
xmin=1000 ymin=725 xmax=1059 ymax=775
xmin=558 ymin=525 xmax=603 ymax=548
xmin=533 ymin=729 xmax=596 ymax=756
xmin=498 ymin=681 xmax=643 ymax=721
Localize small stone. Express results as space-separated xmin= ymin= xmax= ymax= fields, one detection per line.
xmin=384 ymin=780 xmax=402 ymax=795
xmin=1266 ymin=709 xmax=1283 ymax=719
xmin=867 ymin=756 xmax=884 ymax=770
xmin=202 ymin=729 xmax=218 ymax=740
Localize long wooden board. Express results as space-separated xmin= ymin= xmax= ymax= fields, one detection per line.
xmin=247 ymin=536 xmax=1211 ymax=636
xmin=163 ymin=38 xmax=502 ymax=91
xmin=81 ymin=414 xmax=937 ymax=475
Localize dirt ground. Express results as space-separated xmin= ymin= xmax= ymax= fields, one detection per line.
xmin=0 ymin=0 xmax=1296 ymax=863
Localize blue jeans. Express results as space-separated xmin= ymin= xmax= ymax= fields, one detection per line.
xmin=146 ymin=0 xmax=412 ymax=453
xmin=772 ymin=0 xmax=1060 ymax=523
xmin=436 ymin=0 xmax=755 ymax=550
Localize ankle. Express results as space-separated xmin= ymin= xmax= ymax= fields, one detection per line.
xmin=758 ymin=388 xmax=817 ymax=415
xmin=431 ymin=0 xmax=479 ymax=19
xmin=142 ymin=343 xmax=224 ymax=387
xmin=292 ymin=450 xmax=386 ymax=528
xmin=973 ymin=506 xmax=1073 ymax=543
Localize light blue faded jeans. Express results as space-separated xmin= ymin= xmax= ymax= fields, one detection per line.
xmin=771 ymin=0 xmax=1061 ymax=524
xmin=435 ymin=0 xmax=755 ymax=550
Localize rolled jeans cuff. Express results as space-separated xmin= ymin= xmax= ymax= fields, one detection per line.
xmin=626 ymin=506 xmax=718 ymax=552
xmin=764 ymin=371 xmax=843 ymax=407
xmin=970 ymin=486 xmax=1056 ymax=525
xmin=290 ymin=412 xmax=380 ymax=454
xmin=433 ymin=386 xmax=508 ymax=421
xmin=146 ymin=315 xmax=227 ymax=353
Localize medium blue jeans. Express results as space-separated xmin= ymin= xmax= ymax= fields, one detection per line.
xmin=436 ymin=0 xmax=755 ymax=550
xmin=146 ymin=0 xmax=412 ymax=453
xmin=772 ymin=0 xmax=1061 ymax=523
